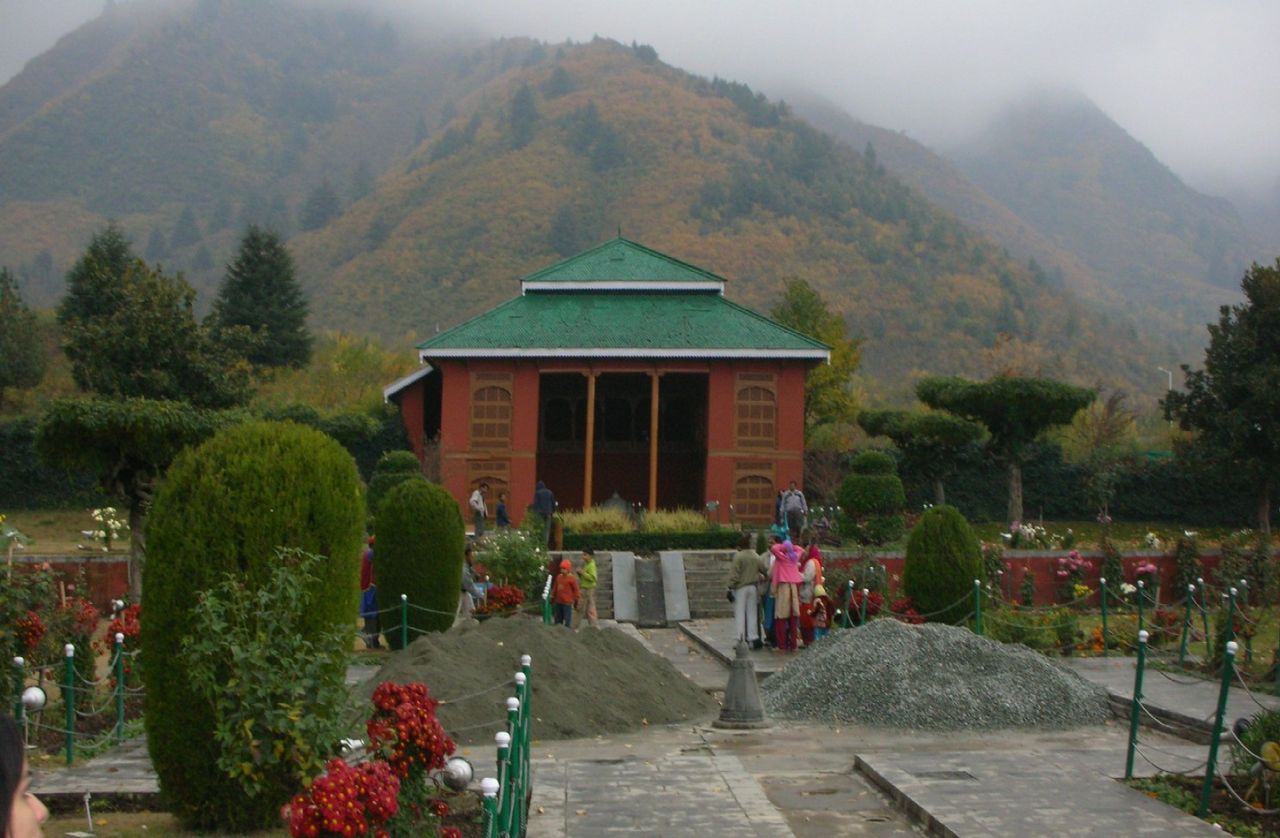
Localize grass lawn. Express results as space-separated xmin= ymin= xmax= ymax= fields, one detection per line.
xmin=1 ymin=507 xmax=130 ymax=554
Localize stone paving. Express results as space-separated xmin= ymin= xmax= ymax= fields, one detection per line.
xmin=26 ymin=619 xmax=1266 ymax=837
xmin=679 ymin=617 xmax=788 ymax=675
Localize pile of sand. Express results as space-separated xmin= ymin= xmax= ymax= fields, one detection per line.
xmin=355 ymin=615 xmax=718 ymax=744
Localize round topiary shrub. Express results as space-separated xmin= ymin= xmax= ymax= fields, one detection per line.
xmin=376 ymin=478 xmax=464 ymax=649
xmin=902 ymin=505 xmax=982 ymax=625
xmin=849 ymin=449 xmax=896 ymax=475
xmin=366 ymin=449 xmax=423 ymax=519
xmin=141 ymin=420 xmax=364 ymax=831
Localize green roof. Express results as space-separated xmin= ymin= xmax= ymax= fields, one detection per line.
xmin=416 ymin=293 xmax=829 ymax=359
xmin=521 ymin=237 xmax=726 ymax=285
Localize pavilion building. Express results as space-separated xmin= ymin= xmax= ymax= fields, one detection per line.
xmin=383 ymin=238 xmax=829 ymax=525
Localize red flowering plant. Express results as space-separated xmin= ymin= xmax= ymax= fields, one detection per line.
xmin=1054 ymin=551 xmax=1091 ymax=604
xmin=849 ymin=589 xmax=883 ymax=624
xmin=285 ymin=757 xmax=400 ymax=838
xmin=366 ymin=681 xmax=457 ymax=830
xmin=888 ymin=597 xmax=925 ymax=625
xmin=13 ymin=611 xmax=45 ymax=654
xmin=94 ymin=603 xmax=142 ymax=687
xmin=475 ymin=585 xmax=524 ymax=616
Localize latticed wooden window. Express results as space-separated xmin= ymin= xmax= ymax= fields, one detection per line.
xmin=736 ymin=373 xmax=776 ymax=448
xmin=471 ymin=374 xmax=513 ymax=448
xmin=733 ymin=471 xmax=775 ymax=522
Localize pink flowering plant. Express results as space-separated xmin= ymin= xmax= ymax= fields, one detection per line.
xmin=1054 ymin=551 xmax=1091 ymax=603
xmin=1132 ymin=561 xmax=1159 ymax=605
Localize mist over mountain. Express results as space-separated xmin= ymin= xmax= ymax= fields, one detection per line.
xmin=0 ymin=0 xmax=1250 ymax=404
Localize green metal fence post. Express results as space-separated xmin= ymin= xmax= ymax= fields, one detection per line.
xmin=1225 ymin=587 xmax=1237 ymax=649
xmin=1099 ymin=577 xmax=1110 ymax=656
xmin=973 ymin=579 xmax=983 ymax=636
xmin=63 ymin=643 xmax=75 ymax=766
xmin=1136 ymin=580 xmax=1145 ymax=633
xmin=495 ymin=731 xmax=512 ymax=835
xmin=399 ymin=594 xmax=408 ymax=649
xmin=858 ymin=588 xmax=869 ymax=626
xmin=114 ymin=632 xmax=125 ymax=744
xmin=506 ymin=696 xmax=522 ymax=836
xmin=1199 ymin=640 xmax=1238 ymax=818
xmin=11 ymin=656 xmax=23 ymax=723
xmin=1198 ymin=577 xmax=1211 ymax=657
xmin=520 ymin=654 xmax=532 ymax=807
xmin=842 ymin=581 xmax=853 ymax=628
xmin=1124 ymin=630 xmax=1149 ymax=780
xmin=481 ymin=777 xmax=500 ymax=838
xmin=542 ymin=575 xmax=553 ymax=625
xmin=1178 ymin=584 xmax=1194 ymax=666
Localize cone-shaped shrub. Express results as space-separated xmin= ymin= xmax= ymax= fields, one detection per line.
xmin=376 ymin=478 xmax=464 ymax=648
xmin=902 ymin=505 xmax=982 ymax=625
xmin=141 ymin=420 xmax=363 ymax=831
xmin=366 ymin=449 xmax=422 ymax=518
xmin=839 ymin=449 xmax=905 ymax=515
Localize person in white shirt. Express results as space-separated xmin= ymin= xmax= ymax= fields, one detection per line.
xmin=469 ymin=482 xmax=488 ymax=537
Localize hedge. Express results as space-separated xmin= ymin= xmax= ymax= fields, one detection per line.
xmin=0 ymin=416 xmax=100 ymax=508
xmin=562 ymin=529 xmax=742 ymax=552
xmin=376 ymin=479 xmax=464 ymax=648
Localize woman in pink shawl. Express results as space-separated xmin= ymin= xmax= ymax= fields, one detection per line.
xmin=769 ymin=535 xmax=803 ymax=651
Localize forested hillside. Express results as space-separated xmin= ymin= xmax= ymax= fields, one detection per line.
xmin=0 ymin=1 xmax=1169 ymax=401
xmin=949 ymin=93 xmax=1256 ymax=358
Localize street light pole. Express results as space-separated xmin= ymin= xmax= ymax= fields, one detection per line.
xmin=1157 ymin=366 xmax=1174 ymax=433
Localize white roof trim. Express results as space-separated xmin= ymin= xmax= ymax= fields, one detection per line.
xmin=382 ymin=364 xmax=435 ymax=402
xmin=418 ymin=348 xmax=829 ymax=361
xmin=520 ymin=280 xmax=724 ymax=295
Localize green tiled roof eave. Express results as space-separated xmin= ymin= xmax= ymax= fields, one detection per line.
xmin=520 ymin=237 xmax=727 ymax=284
xmin=415 ymin=293 xmax=830 ymax=356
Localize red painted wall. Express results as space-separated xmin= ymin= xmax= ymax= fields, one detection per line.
xmin=10 ymin=556 xmax=130 ymax=612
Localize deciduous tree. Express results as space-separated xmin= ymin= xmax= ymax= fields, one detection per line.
xmin=771 ymin=278 xmax=861 ymax=435
xmin=1164 ymin=259 xmax=1280 ymax=534
xmin=917 ymin=375 xmax=1094 ymax=523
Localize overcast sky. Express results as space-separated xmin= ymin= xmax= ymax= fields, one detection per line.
xmin=4 ymin=0 xmax=1278 ymax=198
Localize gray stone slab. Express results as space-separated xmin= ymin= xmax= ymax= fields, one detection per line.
xmin=610 ymin=552 xmax=638 ymax=623
xmin=857 ymin=750 xmax=1222 ymax=836
xmin=659 ymin=551 xmax=691 ymax=623
xmin=635 ymin=557 xmax=667 ymax=627
xmin=679 ymin=618 xmax=787 ymax=675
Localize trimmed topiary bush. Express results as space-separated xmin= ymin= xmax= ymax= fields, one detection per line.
xmin=902 ymin=505 xmax=982 ymax=624
xmin=376 ymin=478 xmax=464 ymax=648
xmin=366 ymin=449 xmax=423 ymax=520
xmin=141 ymin=420 xmax=364 ymax=831
xmin=849 ymin=449 xmax=896 ymax=475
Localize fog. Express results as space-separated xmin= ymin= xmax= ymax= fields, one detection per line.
xmin=3 ymin=0 xmax=1277 ymax=198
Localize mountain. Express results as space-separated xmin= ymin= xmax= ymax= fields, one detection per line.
xmin=0 ymin=1 xmax=1164 ymax=402
xmin=947 ymin=92 xmax=1258 ymax=359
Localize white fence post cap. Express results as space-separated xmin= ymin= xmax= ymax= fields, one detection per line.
xmin=1227 ymin=641 xmax=1239 ymax=656
xmin=507 ymin=697 xmax=520 ymax=712
xmin=521 ymin=654 xmax=531 ymax=667
xmin=481 ymin=777 xmax=499 ymax=797
xmin=515 ymin=672 xmax=526 ymax=686
xmin=1138 ymin=630 xmax=1149 ymax=643
xmin=64 ymin=643 xmax=75 ymax=657
xmin=495 ymin=731 xmax=511 ymax=748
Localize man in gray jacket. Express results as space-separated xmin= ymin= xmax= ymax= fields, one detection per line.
xmin=725 ymin=533 xmax=768 ymax=649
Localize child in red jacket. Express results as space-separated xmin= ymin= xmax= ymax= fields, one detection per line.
xmin=551 ymin=559 xmax=580 ymax=628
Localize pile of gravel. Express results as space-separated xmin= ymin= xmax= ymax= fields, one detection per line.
xmin=355 ymin=615 xmax=718 ymax=744
xmin=762 ymin=620 xmax=1110 ymax=730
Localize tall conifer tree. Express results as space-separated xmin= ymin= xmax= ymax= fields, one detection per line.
xmin=0 ymin=267 xmax=46 ymax=409
xmin=209 ymin=226 xmax=312 ymax=368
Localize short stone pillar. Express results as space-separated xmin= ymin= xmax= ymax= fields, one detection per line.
xmin=712 ymin=640 xmax=770 ymax=729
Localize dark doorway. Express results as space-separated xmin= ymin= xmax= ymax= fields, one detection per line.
xmin=536 ymin=372 xmax=707 ymax=510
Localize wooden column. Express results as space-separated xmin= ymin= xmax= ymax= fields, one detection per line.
xmin=648 ymin=372 xmax=660 ymax=511
xmin=583 ymin=371 xmax=597 ymax=508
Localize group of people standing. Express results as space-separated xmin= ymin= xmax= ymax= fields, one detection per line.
xmin=726 ymin=529 xmax=832 ymax=652
xmin=468 ymin=480 xmax=558 ymax=547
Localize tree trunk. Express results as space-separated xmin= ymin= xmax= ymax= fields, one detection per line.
xmin=933 ymin=479 xmax=946 ymax=507
xmin=1007 ymin=461 xmax=1023 ymax=525
xmin=1260 ymin=479 xmax=1273 ymax=537
xmin=128 ymin=497 xmax=147 ymax=601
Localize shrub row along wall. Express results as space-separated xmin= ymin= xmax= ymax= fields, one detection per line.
xmin=901 ymin=442 xmax=1259 ymax=526
xmin=0 ymin=405 xmax=408 ymax=509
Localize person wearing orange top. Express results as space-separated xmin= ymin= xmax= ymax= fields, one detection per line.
xmin=551 ymin=559 xmax=580 ymax=628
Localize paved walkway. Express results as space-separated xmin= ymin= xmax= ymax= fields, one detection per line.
xmin=31 ymin=619 xmax=1255 ymax=836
